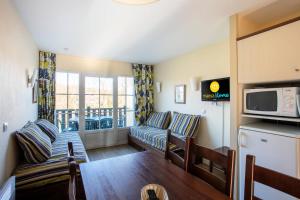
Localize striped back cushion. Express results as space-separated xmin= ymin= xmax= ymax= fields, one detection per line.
xmin=35 ymin=119 xmax=58 ymax=142
xmin=16 ymin=122 xmax=52 ymax=163
xmin=146 ymin=111 xmax=171 ymax=129
xmin=169 ymin=112 xmax=201 ymax=136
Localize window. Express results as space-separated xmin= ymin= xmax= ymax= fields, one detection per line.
xmin=55 ymin=73 xmax=135 ymax=133
xmin=55 ymin=72 xmax=79 ymax=132
xmin=118 ymin=77 xmax=135 ymax=127
xmin=85 ymin=76 xmax=113 ymax=130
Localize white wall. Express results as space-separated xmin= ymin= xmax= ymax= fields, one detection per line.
xmin=154 ymin=40 xmax=230 ymax=148
xmin=0 ymin=0 xmax=38 ymax=185
xmin=56 ymin=54 xmax=132 ymax=76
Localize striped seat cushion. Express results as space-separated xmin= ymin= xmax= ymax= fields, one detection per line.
xmin=35 ymin=119 xmax=59 ymax=142
xmin=145 ymin=111 xmax=171 ymax=129
xmin=169 ymin=112 xmax=201 ymax=137
xmin=130 ymin=126 xmax=186 ymax=151
xmin=16 ymin=122 xmax=52 ymax=164
xmin=130 ymin=126 xmax=168 ymax=151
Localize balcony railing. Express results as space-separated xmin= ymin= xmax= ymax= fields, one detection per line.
xmin=55 ymin=107 xmax=127 ymax=132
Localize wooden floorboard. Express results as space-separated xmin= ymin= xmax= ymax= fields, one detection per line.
xmin=87 ymin=145 xmax=141 ymax=161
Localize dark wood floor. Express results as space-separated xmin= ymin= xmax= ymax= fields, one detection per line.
xmin=87 ymin=144 xmax=141 ymax=161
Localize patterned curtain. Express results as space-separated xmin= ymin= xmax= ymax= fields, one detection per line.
xmin=38 ymin=51 xmax=56 ymax=123
xmin=132 ymin=64 xmax=154 ymax=125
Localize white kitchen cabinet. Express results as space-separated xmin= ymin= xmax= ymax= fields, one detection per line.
xmin=238 ymin=20 xmax=300 ymax=83
xmin=239 ymin=122 xmax=300 ymax=200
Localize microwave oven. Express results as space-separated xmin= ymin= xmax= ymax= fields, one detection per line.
xmin=244 ymin=87 xmax=300 ymax=117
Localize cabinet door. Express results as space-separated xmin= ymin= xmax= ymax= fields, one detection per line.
xmin=238 ymin=20 xmax=300 ymax=83
xmin=239 ymin=129 xmax=299 ymax=200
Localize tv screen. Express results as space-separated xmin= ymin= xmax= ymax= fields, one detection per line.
xmin=201 ymin=77 xmax=230 ymax=101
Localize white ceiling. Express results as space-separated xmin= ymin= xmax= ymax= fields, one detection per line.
xmin=13 ymin=0 xmax=276 ymax=64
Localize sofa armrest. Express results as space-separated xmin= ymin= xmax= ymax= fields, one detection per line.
xmin=167 ymin=130 xmax=186 ymax=149
xmin=68 ymin=142 xmax=74 ymax=162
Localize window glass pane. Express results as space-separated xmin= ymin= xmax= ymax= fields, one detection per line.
xmin=85 ymin=95 xmax=99 ymax=109
xmin=85 ymin=108 xmax=99 ymax=118
xmin=99 ymin=108 xmax=113 ymax=118
xmin=126 ymin=95 xmax=135 ymax=111
xmin=99 ymin=116 xmax=113 ymax=129
xmin=55 ymin=114 xmax=64 ymax=133
xmin=126 ymin=111 xmax=135 ymax=127
xmin=118 ymin=95 xmax=126 ymax=108
xmin=118 ymin=77 xmax=126 ymax=95
xmin=100 ymin=78 xmax=113 ymax=95
xmin=117 ymin=109 xmax=125 ymax=128
xmin=100 ymin=95 xmax=113 ymax=108
xmin=56 ymin=110 xmax=78 ymax=133
xmin=84 ymin=77 xmax=114 ymax=131
xmin=117 ymin=76 xmax=135 ymax=128
xmin=85 ymin=112 xmax=100 ymax=130
xmin=127 ymin=77 xmax=134 ymax=95
xmin=67 ymin=116 xmax=79 ymax=132
xmin=68 ymin=73 xmax=79 ymax=94
xmin=85 ymin=77 xmax=99 ymax=94
xmin=68 ymin=95 xmax=79 ymax=110
xmin=55 ymin=95 xmax=67 ymax=109
xmin=56 ymin=72 xmax=67 ymax=94
xmin=55 ymin=72 xmax=80 ymax=133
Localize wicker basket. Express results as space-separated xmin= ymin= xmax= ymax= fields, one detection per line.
xmin=141 ymin=184 xmax=169 ymax=200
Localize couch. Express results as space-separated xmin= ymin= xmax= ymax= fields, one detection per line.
xmin=15 ymin=132 xmax=88 ymax=190
xmin=129 ymin=111 xmax=201 ymax=155
xmin=14 ymin=120 xmax=88 ymax=200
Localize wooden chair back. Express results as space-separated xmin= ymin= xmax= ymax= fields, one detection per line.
xmin=67 ymin=141 xmax=77 ymax=200
xmin=68 ymin=142 xmax=74 ymax=157
xmin=187 ymin=138 xmax=236 ymax=199
xmin=244 ymin=155 xmax=300 ymax=200
xmin=165 ymin=130 xmax=189 ymax=170
xmin=68 ymin=161 xmax=77 ymax=200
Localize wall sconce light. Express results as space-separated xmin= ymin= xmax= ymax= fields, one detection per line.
xmin=190 ymin=77 xmax=200 ymax=91
xmin=27 ymin=68 xmax=38 ymax=88
xmin=156 ymin=82 xmax=161 ymax=93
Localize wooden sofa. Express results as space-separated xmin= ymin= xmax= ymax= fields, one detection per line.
xmin=128 ymin=112 xmax=201 ymax=157
xmin=128 ymin=127 xmax=198 ymax=158
xmin=14 ymin=132 xmax=88 ymax=200
xmin=129 ymin=126 xmax=169 ymax=157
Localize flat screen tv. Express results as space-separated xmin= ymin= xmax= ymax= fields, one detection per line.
xmin=201 ymin=77 xmax=230 ymax=101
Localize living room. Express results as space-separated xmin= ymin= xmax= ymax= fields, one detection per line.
xmin=1 ymin=0 xmax=300 ymax=200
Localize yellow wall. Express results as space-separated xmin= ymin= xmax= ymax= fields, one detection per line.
xmin=154 ymin=40 xmax=230 ymax=148
xmin=56 ymin=54 xmax=132 ymax=76
xmin=0 ymin=0 xmax=38 ymax=185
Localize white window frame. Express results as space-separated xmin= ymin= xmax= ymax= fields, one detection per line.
xmin=55 ymin=71 xmax=80 ymax=132
xmin=83 ymin=74 xmax=114 ymax=133
xmin=55 ymin=71 xmax=135 ymax=134
xmin=117 ymin=76 xmax=135 ymax=128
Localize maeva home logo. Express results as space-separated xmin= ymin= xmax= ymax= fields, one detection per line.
xmin=210 ymin=81 xmax=220 ymax=93
xmin=203 ymin=79 xmax=230 ymax=100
